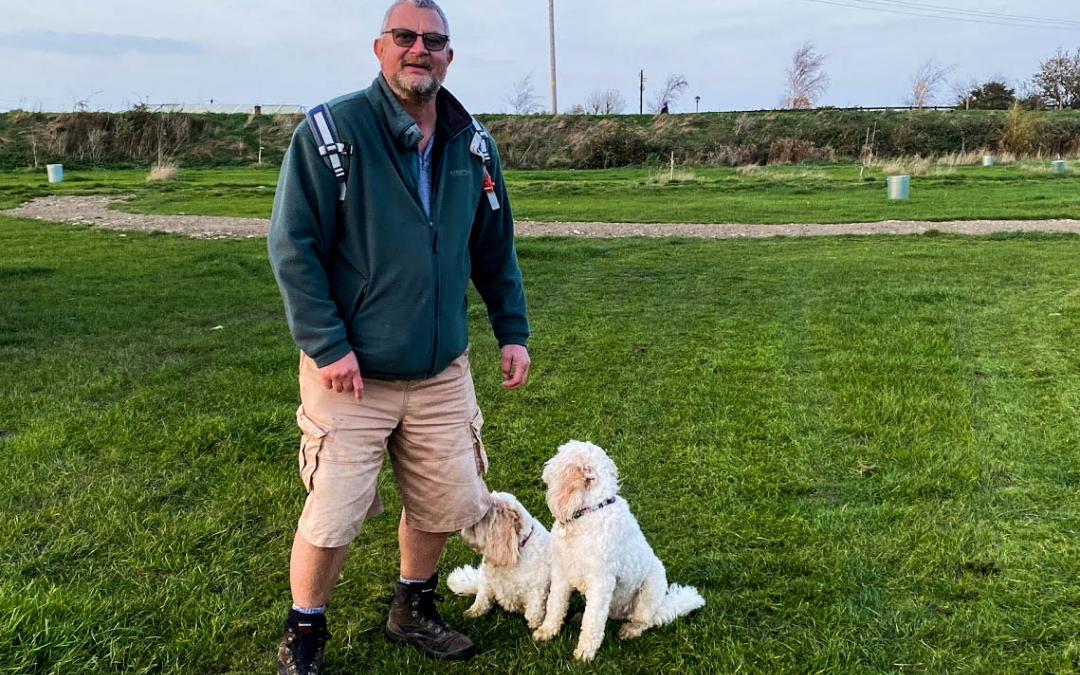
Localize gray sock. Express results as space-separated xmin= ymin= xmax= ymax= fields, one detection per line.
xmin=291 ymin=604 xmax=326 ymax=615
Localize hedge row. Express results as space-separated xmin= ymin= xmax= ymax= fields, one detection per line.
xmin=2 ymin=108 xmax=1078 ymax=171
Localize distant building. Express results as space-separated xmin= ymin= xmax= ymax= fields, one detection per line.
xmin=148 ymin=103 xmax=308 ymax=115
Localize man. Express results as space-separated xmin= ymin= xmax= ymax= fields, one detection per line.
xmin=267 ymin=1 xmax=530 ymax=671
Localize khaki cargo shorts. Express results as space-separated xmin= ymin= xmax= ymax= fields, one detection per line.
xmin=294 ymin=348 xmax=491 ymax=548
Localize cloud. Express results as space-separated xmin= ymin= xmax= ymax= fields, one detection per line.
xmin=1 ymin=30 xmax=201 ymax=56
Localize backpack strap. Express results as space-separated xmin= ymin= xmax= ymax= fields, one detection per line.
xmin=469 ymin=117 xmax=500 ymax=211
xmin=306 ymin=103 xmax=352 ymax=202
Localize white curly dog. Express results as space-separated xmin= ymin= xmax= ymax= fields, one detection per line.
xmin=448 ymin=491 xmax=552 ymax=629
xmin=532 ymin=440 xmax=705 ymax=661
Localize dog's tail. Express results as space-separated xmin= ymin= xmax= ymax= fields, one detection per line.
xmin=447 ymin=565 xmax=481 ymax=596
xmin=651 ymin=584 xmax=705 ymax=626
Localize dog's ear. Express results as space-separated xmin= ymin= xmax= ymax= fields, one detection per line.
xmin=484 ymin=501 xmax=523 ymax=567
xmin=547 ymin=462 xmax=592 ymax=521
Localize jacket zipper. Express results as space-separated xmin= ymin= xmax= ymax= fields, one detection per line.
xmin=428 ymin=225 xmax=439 ymax=377
xmin=424 ymin=126 xmax=473 ymax=378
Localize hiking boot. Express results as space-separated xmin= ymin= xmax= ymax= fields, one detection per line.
xmin=385 ymin=573 xmax=475 ymax=660
xmin=277 ymin=612 xmax=329 ymax=675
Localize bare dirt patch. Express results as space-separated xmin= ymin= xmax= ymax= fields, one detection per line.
xmin=6 ymin=196 xmax=1080 ymax=239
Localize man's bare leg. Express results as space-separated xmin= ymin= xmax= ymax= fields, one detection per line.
xmin=398 ymin=510 xmax=449 ymax=580
xmin=290 ymin=530 xmax=349 ymax=607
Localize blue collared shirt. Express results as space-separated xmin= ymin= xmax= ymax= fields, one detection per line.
xmin=417 ymin=138 xmax=433 ymax=219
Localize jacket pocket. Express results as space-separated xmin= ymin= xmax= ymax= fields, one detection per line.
xmin=469 ymin=407 xmax=488 ymax=476
xmin=297 ymin=406 xmax=331 ymax=492
xmin=346 ymin=281 xmax=369 ymax=326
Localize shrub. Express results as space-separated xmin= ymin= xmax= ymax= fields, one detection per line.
xmin=568 ymin=120 xmax=651 ymax=169
xmin=147 ymin=160 xmax=179 ymax=181
xmin=999 ymin=103 xmax=1041 ymax=155
xmin=767 ymin=138 xmax=835 ymax=164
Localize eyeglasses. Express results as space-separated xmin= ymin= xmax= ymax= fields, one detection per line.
xmin=382 ymin=28 xmax=450 ymax=51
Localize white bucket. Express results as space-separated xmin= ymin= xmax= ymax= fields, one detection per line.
xmin=887 ymin=175 xmax=910 ymax=200
xmin=1052 ymin=160 xmax=1066 ymax=174
xmin=47 ymin=164 xmax=64 ymax=183
xmin=982 ymin=155 xmax=994 ymax=166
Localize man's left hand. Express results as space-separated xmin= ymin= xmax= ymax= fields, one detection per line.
xmin=500 ymin=344 xmax=531 ymax=389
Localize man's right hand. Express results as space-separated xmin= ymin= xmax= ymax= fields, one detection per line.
xmin=319 ymin=352 xmax=364 ymax=401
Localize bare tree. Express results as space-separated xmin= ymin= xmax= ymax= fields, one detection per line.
xmin=584 ymin=89 xmax=626 ymax=114
xmin=859 ymin=122 xmax=878 ymax=179
xmin=908 ymin=59 xmax=955 ymax=108
xmin=949 ymin=75 xmax=980 ymax=110
xmin=1031 ymin=48 xmax=1080 ymax=110
xmin=21 ymin=129 xmax=40 ymax=168
xmin=648 ymin=74 xmax=689 ymax=113
xmin=781 ymin=42 xmax=829 ymax=109
xmin=503 ymin=73 xmax=542 ymax=115
xmin=71 ymin=90 xmax=104 ymax=113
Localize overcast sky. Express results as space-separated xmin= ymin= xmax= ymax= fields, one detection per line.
xmin=1 ymin=0 xmax=1077 ymax=114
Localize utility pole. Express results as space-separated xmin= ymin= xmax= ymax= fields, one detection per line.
xmin=639 ymin=70 xmax=645 ymax=114
xmin=548 ymin=0 xmax=558 ymax=114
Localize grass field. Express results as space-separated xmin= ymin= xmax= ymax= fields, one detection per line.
xmin=4 ymin=209 xmax=1080 ymax=673
xmin=1 ymin=161 xmax=1079 ymax=224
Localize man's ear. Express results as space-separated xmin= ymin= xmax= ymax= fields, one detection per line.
xmin=446 ymin=46 xmax=454 ymax=66
xmin=374 ymin=37 xmax=384 ymax=60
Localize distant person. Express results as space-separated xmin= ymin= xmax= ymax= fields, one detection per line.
xmin=267 ymin=0 xmax=530 ymax=671
xmin=660 ymin=103 xmax=669 ymax=114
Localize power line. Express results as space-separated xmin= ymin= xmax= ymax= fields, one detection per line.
xmin=802 ymin=0 xmax=1080 ymax=30
xmin=807 ymin=0 xmax=1080 ymax=29
xmin=850 ymin=0 xmax=1080 ymax=26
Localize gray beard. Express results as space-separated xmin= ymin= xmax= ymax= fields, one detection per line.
xmin=392 ymin=70 xmax=442 ymax=103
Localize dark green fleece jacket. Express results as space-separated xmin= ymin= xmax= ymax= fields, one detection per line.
xmin=268 ymin=75 xmax=529 ymax=379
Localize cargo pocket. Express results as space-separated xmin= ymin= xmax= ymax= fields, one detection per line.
xmin=297 ymin=406 xmax=331 ymax=492
xmin=469 ymin=407 xmax=489 ymax=475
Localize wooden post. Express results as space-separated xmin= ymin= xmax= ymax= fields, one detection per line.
xmin=639 ymin=70 xmax=644 ymax=114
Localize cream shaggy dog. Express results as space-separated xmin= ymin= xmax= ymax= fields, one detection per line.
xmin=448 ymin=491 xmax=552 ymax=629
xmin=532 ymin=440 xmax=705 ymax=661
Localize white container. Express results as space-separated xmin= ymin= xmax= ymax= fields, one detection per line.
xmin=983 ymin=154 xmax=994 ymax=166
xmin=47 ymin=164 xmax=64 ymax=183
xmin=1052 ymin=160 xmax=1067 ymax=174
xmin=887 ymin=175 xmax=910 ymax=200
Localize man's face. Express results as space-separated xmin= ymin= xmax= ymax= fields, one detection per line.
xmin=375 ymin=4 xmax=453 ymax=103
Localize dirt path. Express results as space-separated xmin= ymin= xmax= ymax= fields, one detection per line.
xmin=6 ymin=195 xmax=1080 ymax=239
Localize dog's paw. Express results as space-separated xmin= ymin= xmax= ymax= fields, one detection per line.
xmin=532 ymin=626 xmax=557 ymax=642
xmin=463 ymin=605 xmax=488 ymax=619
xmin=618 ymin=622 xmax=646 ymax=640
xmin=573 ymin=643 xmax=599 ymax=661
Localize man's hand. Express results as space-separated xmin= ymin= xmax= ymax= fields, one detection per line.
xmin=500 ymin=344 xmax=531 ymax=389
xmin=319 ymin=352 xmax=364 ymax=401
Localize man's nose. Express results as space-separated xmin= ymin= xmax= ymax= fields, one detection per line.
xmin=407 ymin=37 xmax=430 ymax=55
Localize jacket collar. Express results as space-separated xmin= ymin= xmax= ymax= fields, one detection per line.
xmin=370 ymin=73 xmax=474 ymax=149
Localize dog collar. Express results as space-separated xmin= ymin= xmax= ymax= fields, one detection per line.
xmin=563 ymin=497 xmax=617 ymax=525
xmin=519 ymin=524 xmax=535 ymax=549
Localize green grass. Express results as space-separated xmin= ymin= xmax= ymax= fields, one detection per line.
xmin=4 ymin=214 xmax=1080 ymax=673
xmin=2 ymin=162 xmax=1079 ymax=223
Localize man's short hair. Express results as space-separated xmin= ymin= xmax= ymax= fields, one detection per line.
xmin=381 ymin=0 xmax=450 ymax=35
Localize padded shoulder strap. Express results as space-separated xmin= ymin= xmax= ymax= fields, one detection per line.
xmin=306 ymin=104 xmax=352 ymax=202
xmin=468 ymin=117 xmax=500 ymax=211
